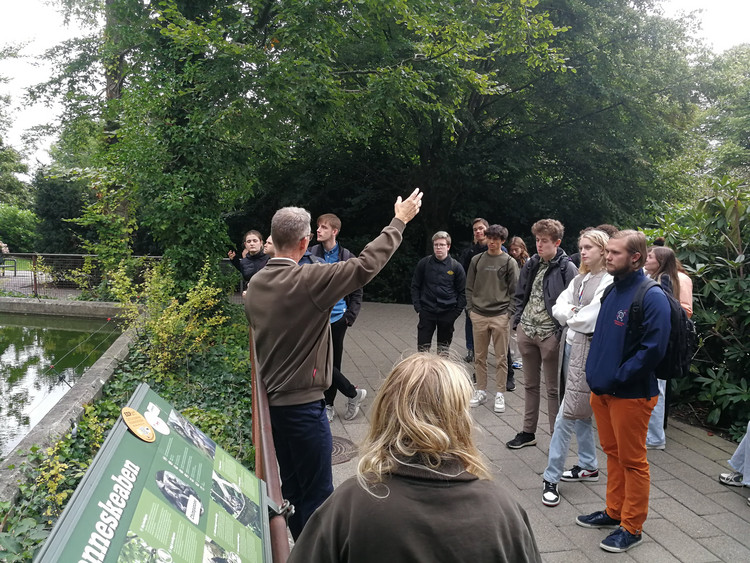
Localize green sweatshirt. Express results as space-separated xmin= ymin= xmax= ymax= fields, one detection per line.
xmin=466 ymin=251 xmax=519 ymax=317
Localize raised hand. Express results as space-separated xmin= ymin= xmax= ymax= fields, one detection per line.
xmin=394 ymin=188 xmax=423 ymax=224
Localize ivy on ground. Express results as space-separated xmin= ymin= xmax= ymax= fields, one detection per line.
xmin=0 ymin=267 xmax=253 ymax=559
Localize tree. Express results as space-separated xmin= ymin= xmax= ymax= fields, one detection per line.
xmin=33 ymin=168 xmax=92 ymax=253
xmin=699 ymin=45 xmax=750 ymax=182
xmin=40 ymin=0 xmax=568 ymax=286
xmin=0 ymin=204 xmax=39 ymax=252
xmin=0 ymin=139 xmax=31 ymax=207
xmin=243 ymin=0 xmax=703 ymax=255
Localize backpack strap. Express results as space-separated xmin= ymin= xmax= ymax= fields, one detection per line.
xmin=630 ymin=278 xmax=659 ymax=328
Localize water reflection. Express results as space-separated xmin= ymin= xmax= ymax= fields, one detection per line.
xmin=0 ymin=314 xmax=122 ymax=458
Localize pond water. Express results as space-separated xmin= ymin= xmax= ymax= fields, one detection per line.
xmin=0 ymin=313 xmax=122 ymax=458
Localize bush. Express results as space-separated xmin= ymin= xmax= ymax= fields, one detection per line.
xmin=0 ymin=205 xmax=39 ymax=252
xmin=645 ymin=176 xmax=750 ymax=432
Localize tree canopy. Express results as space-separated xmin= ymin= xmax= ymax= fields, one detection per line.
xmin=16 ymin=0 xmax=745 ymax=295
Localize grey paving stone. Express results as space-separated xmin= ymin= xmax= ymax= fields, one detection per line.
xmin=666 ymin=446 xmax=735 ymax=478
xmin=659 ymin=461 xmax=728 ymax=494
xmin=655 ymin=479 xmax=725 ymax=515
xmin=526 ymin=508 xmax=577 ymax=553
xmin=703 ymin=510 xmax=750 ymax=548
xmin=555 ymin=523 xmax=638 ymax=562
xmin=706 ymin=491 xmax=750 ymax=524
xmin=332 ymin=303 xmax=747 ymax=563
xmin=627 ymin=536 xmax=686 ymax=563
xmin=648 ymin=497 xmax=723 ymax=538
xmin=541 ymin=549 xmax=597 ymax=563
xmin=698 ymin=535 xmax=750 ymax=562
xmin=645 ymin=518 xmax=722 ymax=562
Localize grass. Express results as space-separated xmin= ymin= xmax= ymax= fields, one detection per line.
xmin=1 ymin=257 xmax=32 ymax=271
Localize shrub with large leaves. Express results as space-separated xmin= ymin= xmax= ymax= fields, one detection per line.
xmin=645 ymin=176 xmax=750 ymax=438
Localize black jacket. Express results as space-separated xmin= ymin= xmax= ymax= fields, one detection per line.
xmin=460 ymin=242 xmax=488 ymax=273
xmin=512 ymin=248 xmax=578 ymax=335
xmin=230 ymin=250 xmax=269 ymax=286
xmin=309 ymin=243 xmax=363 ymax=326
xmin=411 ymin=255 xmax=467 ymax=314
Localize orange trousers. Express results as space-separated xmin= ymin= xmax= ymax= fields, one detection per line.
xmin=590 ymin=393 xmax=657 ymax=535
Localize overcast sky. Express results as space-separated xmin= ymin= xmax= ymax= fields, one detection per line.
xmin=1 ymin=0 xmax=749 ymax=171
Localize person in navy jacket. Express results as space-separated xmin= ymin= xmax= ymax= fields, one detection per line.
xmin=577 ymin=230 xmax=670 ymax=553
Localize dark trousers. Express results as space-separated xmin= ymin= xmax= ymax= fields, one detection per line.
xmin=418 ymin=309 xmax=457 ymax=353
xmin=465 ymin=310 xmax=474 ymax=351
xmin=269 ymin=400 xmax=334 ymax=540
xmin=324 ymin=317 xmax=356 ymax=405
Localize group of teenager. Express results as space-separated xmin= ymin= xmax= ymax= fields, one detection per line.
xmin=238 ymin=192 xmax=746 ymax=560
xmin=409 ymin=215 xmax=701 ymax=553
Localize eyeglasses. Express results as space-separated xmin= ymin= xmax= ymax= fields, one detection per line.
xmin=433 ymin=243 xmax=448 ymax=248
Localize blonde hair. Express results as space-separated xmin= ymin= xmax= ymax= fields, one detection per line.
xmin=578 ymin=229 xmax=609 ymax=275
xmin=357 ymin=353 xmax=491 ymax=491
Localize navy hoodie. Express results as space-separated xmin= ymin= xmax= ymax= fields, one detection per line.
xmin=586 ymin=269 xmax=670 ymax=398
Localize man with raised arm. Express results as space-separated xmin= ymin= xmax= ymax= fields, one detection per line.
xmin=244 ymin=189 xmax=423 ymax=540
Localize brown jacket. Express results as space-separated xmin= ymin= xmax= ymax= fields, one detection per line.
xmin=245 ymin=218 xmax=405 ymax=406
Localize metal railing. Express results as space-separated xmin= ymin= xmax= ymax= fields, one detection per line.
xmin=0 ymin=253 xmax=244 ymax=302
xmin=249 ymin=328 xmax=291 ymax=562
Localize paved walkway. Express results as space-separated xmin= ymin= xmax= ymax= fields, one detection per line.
xmin=328 ymin=302 xmax=749 ymax=562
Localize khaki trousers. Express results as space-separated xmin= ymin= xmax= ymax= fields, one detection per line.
xmin=517 ymin=326 xmax=561 ymax=434
xmin=470 ymin=311 xmax=510 ymax=393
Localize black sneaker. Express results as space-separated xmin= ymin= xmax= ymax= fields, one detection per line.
xmin=506 ymin=432 xmax=536 ymax=449
xmin=542 ymin=480 xmax=560 ymax=507
xmin=576 ymin=510 xmax=621 ymax=529
xmin=600 ymin=526 xmax=643 ymax=553
xmin=464 ymin=350 xmax=475 ymax=363
xmin=506 ymin=376 xmax=516 ymax=392
xmin=561 ymin=465 xmax=599 ymax=482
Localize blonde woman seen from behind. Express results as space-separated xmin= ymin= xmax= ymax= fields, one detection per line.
xmin=288 ymin=353 xmax=542 ymax=563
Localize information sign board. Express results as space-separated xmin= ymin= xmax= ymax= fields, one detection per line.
xmin=35 ymin=383 xmax=271 ymax=563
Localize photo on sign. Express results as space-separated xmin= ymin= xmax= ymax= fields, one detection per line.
xmin=211 ymin=471 xmax=262 ymax=538
xmin=117 ymin=533 xmax=173 ymax=563
xmin=155 ymin=470 xmax=204 ymax=525
xmin=168 ymin=410 xmax=217 ymax=459
xmin=203 ymin=537 xmax=241 ymax=563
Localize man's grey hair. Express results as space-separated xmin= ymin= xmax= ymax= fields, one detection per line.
xmin=271 ymin=207 xmax=312 ymax=252
xmin=432 ymin=231 xmax=451 ymax=245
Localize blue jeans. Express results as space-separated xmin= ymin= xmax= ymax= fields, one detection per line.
xmin=269 ymin=399 xmax=333 ymax=539
xmin=646 ymin=379 xmax=667 ymax=447
xmin=543 ymin=401 xmax=599 ymax=483
xmin=543 ymin=343 xmax=598 ymax=483
xmin=729 ymin=421 xmax=750 ymax=485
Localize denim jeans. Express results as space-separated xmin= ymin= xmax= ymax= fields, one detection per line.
xmin=729 ymin=421 xmax=750 ymax=485
xmin=543 ymin=343 xmax=598 ymax=484
xmin=646 ymin=379 xmax=667 ymax=447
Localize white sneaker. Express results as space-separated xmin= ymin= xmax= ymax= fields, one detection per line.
xmin=325 ymin=405 xmax=335 ymax=422
xmin=343 ymin=388 xmax=367 ymax=421
xmin=469 ymin=390 xmax=487 ymax=407
xmin=494 ymin=392 xmax=505 ymax=413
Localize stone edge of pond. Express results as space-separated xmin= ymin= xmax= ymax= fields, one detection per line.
xmin=0 ymin=297 xmax=133 ymax=504
xmin=0 ymin=296 xmax=124 ymax=319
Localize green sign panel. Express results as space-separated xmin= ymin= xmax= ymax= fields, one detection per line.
xmin=35 ymin=384 xmax=271 ymax=563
